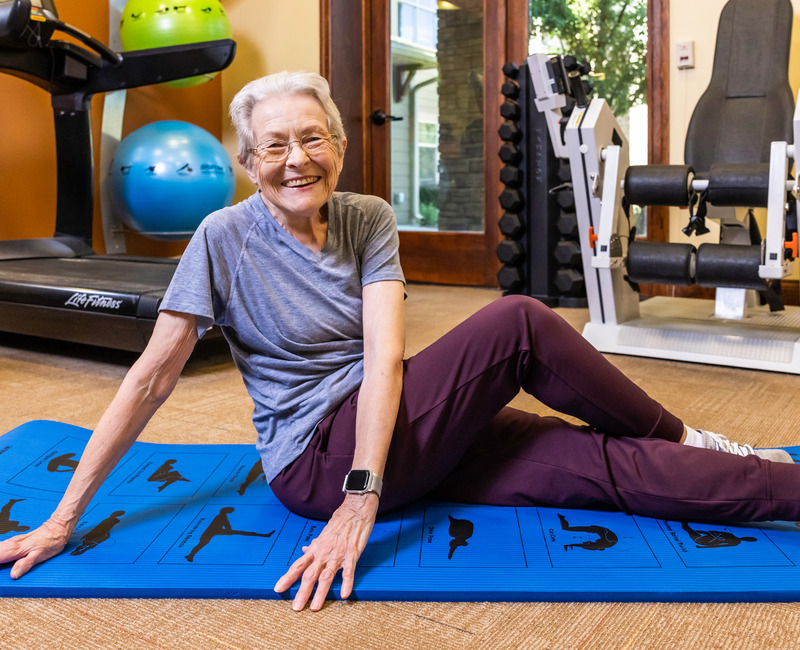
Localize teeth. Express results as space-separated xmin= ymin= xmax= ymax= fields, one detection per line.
xmin=284 ymin=176 xmax=319 ymax=188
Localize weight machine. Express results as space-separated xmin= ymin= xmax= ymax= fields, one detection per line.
xmin=527 ymin=2 xmax=800 ymax=373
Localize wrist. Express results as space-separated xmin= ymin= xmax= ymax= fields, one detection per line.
xmin=343 ymin=491 xmax=379 ymax=504
xmin=342 ymin=491 xmax=380 ymax=514
xmin=50 ymin=504 xmax=83 ymax=535
xmin=48 ymin=515 xmax=76 ymax=537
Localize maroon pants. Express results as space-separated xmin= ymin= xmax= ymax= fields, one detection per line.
xmin=271 ymin=296 xmax=800 ymax=523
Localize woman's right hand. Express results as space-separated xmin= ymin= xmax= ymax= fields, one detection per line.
xmin=0 ymin=518 xmax=72 ymax=579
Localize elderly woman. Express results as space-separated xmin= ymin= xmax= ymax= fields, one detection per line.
xmin=0 ymin=71 xmax=798 ymax=612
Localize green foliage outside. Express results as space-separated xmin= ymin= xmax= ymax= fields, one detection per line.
xmin=418 ymin=184 xmax=439 ymax=228
xmin=529 ymin=0 xmax=647 ymax=115
xmin=418 ymin=201 xmax=440 ymax=227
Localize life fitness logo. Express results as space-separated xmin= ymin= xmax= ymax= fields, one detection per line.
xmin=65 ymin=292 xmax=123 ymax=311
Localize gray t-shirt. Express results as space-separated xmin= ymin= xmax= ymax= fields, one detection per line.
xmin=159 ymin=191 xmax=405 ymax=482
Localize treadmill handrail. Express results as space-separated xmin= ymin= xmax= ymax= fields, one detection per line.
xmin=0 ymin=38 xmax=237 ymax=96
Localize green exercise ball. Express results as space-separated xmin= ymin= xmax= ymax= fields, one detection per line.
xmin=119 ymin=0 xmax=232 ymax=88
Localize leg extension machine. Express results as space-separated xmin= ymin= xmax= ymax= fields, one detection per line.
xmin=528 ymin=52 xmax=800 ymax=373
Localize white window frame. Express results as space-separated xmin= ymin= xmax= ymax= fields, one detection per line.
xmin=392 ymin=0 xmax=438 ymax=50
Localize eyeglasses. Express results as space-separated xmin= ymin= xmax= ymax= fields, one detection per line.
xmin=248 ymin=133 xmax=338 ymax=163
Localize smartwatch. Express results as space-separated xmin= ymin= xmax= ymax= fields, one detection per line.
xmin=342 ymin=469 xmax=383 ymax=498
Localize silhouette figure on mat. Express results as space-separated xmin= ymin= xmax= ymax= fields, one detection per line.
xmin=47 ymin=453 xmax=79 ymax=473
xmin=148 ymin=459 xmax=190 ymax=492
xmin=447 ymin=515 xmax=474 ymax=559
xmin=681 ymin=522 xmax=757 ymax=548
xmin=237 ymin=459 xmax=266 ymax=495
xmin=70 ymin=510 xmax=126 ymax=556
xmin=558 ymin=513 xmax=618 ymax=551
xmin=184 ymin=507 xmax=275 ymax=562
xmin=0 ymin=499 xmax=30 ymax=534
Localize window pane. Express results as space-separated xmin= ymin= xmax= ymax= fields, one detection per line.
xmin=418 ymin=146 xmax=437 ymax=182
xmin=398 ymin=3 xmax=415 ymax=41
xmin=390 ymin=0 xmax=484 ymax=232
xmin=417 ymin=11 xmax=436 ymax=48
xmin=418 ymin=122 xmax=437 ymax=145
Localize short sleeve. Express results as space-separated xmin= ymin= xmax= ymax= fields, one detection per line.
xmin=159 ymin=213 xmax=236 ymax=338
xmin=358 ymin=197 xmax=405 ymax=287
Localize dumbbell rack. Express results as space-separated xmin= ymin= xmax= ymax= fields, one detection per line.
xmin=496 ymin=61 xmax=587 ymax=307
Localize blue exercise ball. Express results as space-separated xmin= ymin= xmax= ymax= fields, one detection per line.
xmin=107 ymin=120 xmax=235 ymax=241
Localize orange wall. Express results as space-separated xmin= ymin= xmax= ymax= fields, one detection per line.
xmin=0 ymin=0 xmax=223 ymax=256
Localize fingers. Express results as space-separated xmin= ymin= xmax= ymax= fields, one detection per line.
xmin=273 ymin=552 xmax=311 ymax=594
xmin=0 ymin=532 xmax=42 ymax=570
xmin=304 ymin=566 xmax=336 ymax=612
xmin=10 ymin=550 xmax=46 ymax=580
xmin=17 ymin=539 xmax=67 ymax=579
xmin=291 ymin=567 xmax=317 ymax=610
xmin=0 ymin=520 xmax=70 ymax=579
xmin=273 ymin=498 xmax=378 ymax=611
xmin=0 ymin=538 xmax=29 ymax=574
xmin=289 ymin=535 xmax=363 ymax=610
xmin=339 ymin=557 xmax=357 ymax=601
xmin=274 ymin=533 xmax=363 ymax=609
xmin=277 ymin=548 xmax=341 ymax=611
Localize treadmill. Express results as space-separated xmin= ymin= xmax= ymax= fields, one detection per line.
xmin=0 ymin=0 xmax=235 ymax=351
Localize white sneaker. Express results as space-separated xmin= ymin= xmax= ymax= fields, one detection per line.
xmin=699 ymin=430 xmax=794 ymax=464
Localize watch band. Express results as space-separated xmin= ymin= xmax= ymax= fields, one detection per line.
xmin=342 ymin=469 xmax=383 ymax=498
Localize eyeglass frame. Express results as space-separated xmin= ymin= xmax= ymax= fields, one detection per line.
xmin=246 ymin=132 xmax=340 ymax=163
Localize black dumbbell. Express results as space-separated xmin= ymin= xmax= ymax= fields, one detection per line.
xmin=499 ymin=213 xmax=525 ymax=239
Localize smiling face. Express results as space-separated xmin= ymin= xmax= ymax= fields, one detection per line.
xmin=246 ymin=93 xmax=346 ymax=224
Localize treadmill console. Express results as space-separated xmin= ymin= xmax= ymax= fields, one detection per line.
xmin=0 ymin=0 xmax=57 ymax=47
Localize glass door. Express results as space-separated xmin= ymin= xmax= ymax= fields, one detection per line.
xmin=388 ymin=0 xmax=485 ymax=234
xmin=323 ymin=0 xmax=527 ymax=285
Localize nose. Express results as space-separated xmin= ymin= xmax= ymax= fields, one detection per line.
xmin=285 ymin=139 xmax=310 ymax=165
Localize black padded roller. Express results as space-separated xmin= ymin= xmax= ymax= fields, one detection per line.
xmin=626 ymin=241 xmax=696 ymax=285
xmin=707 ymin=163 xmax=771 ymax=207
xmin=624 ymin=165 xmax=693 ymax=207
xmin=695 ymin=243 xmax=766 ymax=289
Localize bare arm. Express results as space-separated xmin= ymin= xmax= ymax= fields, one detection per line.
xmin=352 ymin=278 xmax=405 ymax=478
xmin=275 ymin=279 xmax=405 ymax=610
xmin=0 ymin=310 xmax=199 ymax=578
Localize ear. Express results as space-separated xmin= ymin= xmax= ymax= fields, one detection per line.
xmin=337 ymin=138 xmax=348 ymax=173
xmin=239 ymin=154 xmax=259 ymax=186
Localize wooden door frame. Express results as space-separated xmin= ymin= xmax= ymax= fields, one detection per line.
xmin=321 ymin=0 xmax=670 ymax=286
xmin=647 ymin=0 xmax=669 ymax=243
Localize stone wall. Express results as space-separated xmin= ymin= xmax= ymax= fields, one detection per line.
xmin=436 ymin=0 xmax=484 ymax=231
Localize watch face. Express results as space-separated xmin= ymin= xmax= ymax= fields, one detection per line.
xmin=346 ymin=470 xmax=370 ymax=491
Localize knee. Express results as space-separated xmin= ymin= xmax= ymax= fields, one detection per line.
xmin=488 ymin=295 xmax=575 ymax=348
xmin=455 ymin=295 xmax=569 ymax=355
xmin=495 ymin=295 xmax=558 ymax=326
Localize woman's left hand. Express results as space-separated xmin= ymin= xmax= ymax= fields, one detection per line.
xmin=274 ymin=493 xmax=378 ymax=611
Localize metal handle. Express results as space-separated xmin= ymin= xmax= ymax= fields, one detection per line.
xmin=370 ymin=110 xmax=403 ymax=126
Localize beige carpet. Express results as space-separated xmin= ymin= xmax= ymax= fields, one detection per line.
xmin=1 ymin=284 xmax=800 ymax=649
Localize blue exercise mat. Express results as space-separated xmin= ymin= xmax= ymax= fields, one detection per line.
xmin=0 ymin=420 xmax=798 ymax=602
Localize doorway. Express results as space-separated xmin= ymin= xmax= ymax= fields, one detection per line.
xmin=321 ymin=0 xmax=668 ymax=284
